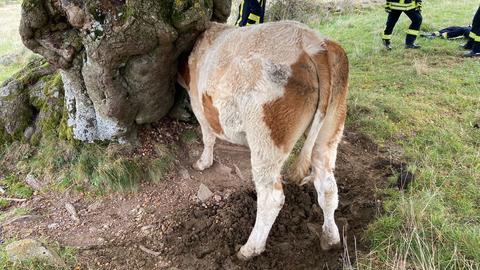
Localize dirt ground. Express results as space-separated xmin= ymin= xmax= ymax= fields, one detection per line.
xmin=2 ymin=121 xmax=397 ymax=270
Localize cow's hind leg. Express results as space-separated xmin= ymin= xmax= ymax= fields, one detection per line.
xmin=311 ymin=123 xmax=344 ymax=250
xmin=237 ymin=163 xmax=285 ymax=260
xmin=237 ymin=142 xmax=287 ymax=260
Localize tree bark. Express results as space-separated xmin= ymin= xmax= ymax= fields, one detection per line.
xmin=19 ymin=0 xmax=231 ymax=142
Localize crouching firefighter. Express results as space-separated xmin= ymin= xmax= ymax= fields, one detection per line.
xmin=421 ymin=26 xmax=471 ymax=39
xmin=235 ymin=0 xmax=266 ymax=27
xmin=382 ymin=0 xmax=423 ymax=50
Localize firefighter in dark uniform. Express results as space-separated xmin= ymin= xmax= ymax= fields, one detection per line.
xmin=463 ymin=5 xmax=480 ymax=57
xmin=235 ymin=0 xmax=266 ymax=27
xmin=382 ymin=0 xmax=423 ymax=50
xmin=421 ymin=25 xmax=471 ymax=39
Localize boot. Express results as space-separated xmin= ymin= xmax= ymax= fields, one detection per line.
xmin=405 ymin=34 xmax=421 ymax=49
xmin=383 ymin=39 xmax=392 ymax=50
xmin=463 ymin=51 xmax=480 ymax=57
xmin=405 ymin=43 xmax=422 ymax=49
xmin=463 ymin=43 xmax=480 ymax=58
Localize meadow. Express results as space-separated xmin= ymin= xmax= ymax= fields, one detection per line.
xmin=312 ymin=0 xmax=479 ymax=268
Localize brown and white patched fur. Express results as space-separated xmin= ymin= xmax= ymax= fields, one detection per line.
xmin=178 ymin=21 xmax=349 ymax=260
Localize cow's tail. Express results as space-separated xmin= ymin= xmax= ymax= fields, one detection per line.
xmin=290 ymin=39 xmax=349 ymax=185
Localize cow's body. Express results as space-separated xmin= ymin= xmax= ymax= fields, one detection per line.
xmin=178 ymin=21 xmax=349 ymax=260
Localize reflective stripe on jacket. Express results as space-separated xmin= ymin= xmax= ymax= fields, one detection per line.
xmin=386 ymin=0 xmax=421 ymax=11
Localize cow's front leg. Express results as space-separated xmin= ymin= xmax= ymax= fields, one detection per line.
xmin=193 ymin=124 xmax=216 ymax=171
xmin=237 ymin=171 xmax=285 ymax=260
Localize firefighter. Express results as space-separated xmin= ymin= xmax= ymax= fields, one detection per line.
xmin=382 ymin=0 xmax=423 ymax=50
xmin=421 ymin=25 xmax=471 ymax=39
xmin=235 ymin=0 xmax=266 ymax=27
xmin=463 ymin=5 xmax=480 ymax=57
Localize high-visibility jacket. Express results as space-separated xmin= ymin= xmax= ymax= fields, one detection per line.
xmin=386 ymin=0 xmax=422 ymax=11
xmin=235 ymin=0 xmax=266 ymax=27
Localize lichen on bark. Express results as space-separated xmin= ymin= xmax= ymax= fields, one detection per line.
xmin=18 ymin=0 xmax=231 ymax=142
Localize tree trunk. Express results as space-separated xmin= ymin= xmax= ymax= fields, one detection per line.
xmin=18 ymin=0 xmax=231 ymax=142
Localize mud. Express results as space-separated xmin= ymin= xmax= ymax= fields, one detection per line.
xmin=2 ymin=122 xmax=396 ymax=270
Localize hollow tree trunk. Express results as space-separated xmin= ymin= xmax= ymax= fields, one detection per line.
xmin=19 ymin=0 xmax=231 ymax=142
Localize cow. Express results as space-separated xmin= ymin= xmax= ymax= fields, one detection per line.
xmin=177 ymin=21 xmax=349 ymax=260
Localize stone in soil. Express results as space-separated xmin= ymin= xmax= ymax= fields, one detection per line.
xmin=6 ymin=239 xmax=65 ymax=267
xmin=197 ymin=183 xmax=214 ymax=202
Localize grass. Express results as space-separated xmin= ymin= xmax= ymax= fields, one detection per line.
xmin=1 ymin=135 xmax=175 ymax=196
xmin=309 ymin=0 xmax=480 ymax=268
xmin=181 ymin=129 xmax=199 ymax=144
xmin=0 ymin=174 xmax=34 ymax=200
xmin=0 ymin=2 xmax=30 ymax=83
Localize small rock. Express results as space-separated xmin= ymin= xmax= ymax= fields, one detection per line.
xmin=47 ymin=223 xmax=59 ymax=230
xmin=3 ymin=215 xmax=39 ymax=226
xmin=23 ymin=126 xmax=35 ymax=141
xmin=179 ymin=167 xmax=191 ymax=180
xmin=25 ymin=173 xmax=43 ymax=190
xmin=6 ymin=239 xmax=65 ymax=267
xmin=213 ymin=194 xmax=222 ymax=203
xmin=197 ymin=183 xmax=213 ymax=202
xmin=65 ymin=203 xmax=80 ymax=223
xmin=141 ymin=225 xmax=155 ymax=234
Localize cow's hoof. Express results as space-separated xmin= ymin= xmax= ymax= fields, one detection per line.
xmin=193 ymin=160 xmax=208 ymax=171
xmin=192 ymin=162 xmax=204 ymax=171
xmin=236 ymin=245 xmax=262 ymax=261
xmin=236 ymin=250 xmax=252 ymax=261
xmin=320 ymin=231 xmax=341 ymax=251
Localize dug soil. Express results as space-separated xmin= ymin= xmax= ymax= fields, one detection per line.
xmin=2 ymin=121 xmax=397 ymax=270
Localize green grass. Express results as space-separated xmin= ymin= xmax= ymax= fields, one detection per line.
xmin=310 ymin=0 xmax=480 ymax=268
xmin=0 ymin=174 xmax=34 ymax=199
xmin=0 ymin=3 xmax=30 ymax=83
xmin=181 ymin=129 xmax=199 ymax=144
xmin=1 ymin=135 xmax=176 ymax=195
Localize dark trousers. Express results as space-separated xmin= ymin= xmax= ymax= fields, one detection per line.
xmin=235 ymin=0 xmax=266 ymax=27
xmin=468 ymin=6 xmax=480 ymax=52
xmin=383 ymin=9 xmax=423 ymax=45
xmin=438 ymin=26 xmax=471 ymax=39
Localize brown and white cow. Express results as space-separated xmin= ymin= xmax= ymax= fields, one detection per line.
xmin=178 ymin=21 xmax=349 ymax=260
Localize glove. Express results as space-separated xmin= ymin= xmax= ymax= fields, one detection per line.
xmin=415 ymin=1 xmax=422 ymax=11
xmin=385 ymin=4 xmax=392 ymax=13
